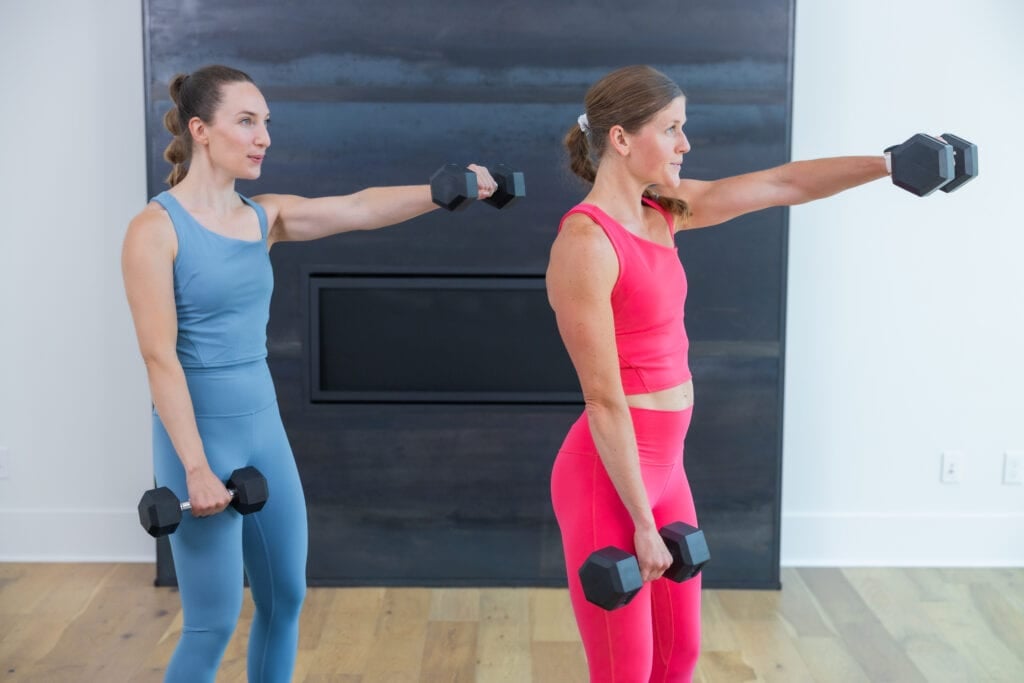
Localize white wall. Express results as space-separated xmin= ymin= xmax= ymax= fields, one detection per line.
xmin=0 ymin=0 xmax=1020 ymax=564
xmin=784 ymin=0 xmax=1024 ymax=565
xmin=0 ymin=0 xmax=153 ymax=560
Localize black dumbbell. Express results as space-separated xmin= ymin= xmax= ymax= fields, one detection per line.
xmin=483 ymin=163 xmax=526 ymax=209
xmin=430 ymin=163 xmax=527 ymax=211
xmin=887 ymin=133 xmax=955 ymax=197
xmin=938 ymin=133 xmax=978 ymax=193
xmin=137 ymin=466 xmax=269 ymax=537
xmin=430 ymin=164 xmax=477 ymax=211
xmin=578 ymin=521 xmax=710 ymax=611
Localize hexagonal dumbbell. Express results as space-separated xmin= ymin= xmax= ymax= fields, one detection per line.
xmin=578 ymin=546 xmax=643 ymax=611
xmin=659 ymin=521 xmax=712 ymax=581
xmin=887 ymin=133 xmax=955 ymax=197
xmin=430 ymin=164 xmax=478 ymax=211
xmin=938 ymin=133 xmax=978 ymax=193
xmin=137 ymin=466 xmax=269 ymax=537
xmin=482 ymin=163 xmax=526 ymax=209
xmin=578 ymin=522 xmax=711 ymax=611
xmin=430 ymin=163 xmax=526 ymax=211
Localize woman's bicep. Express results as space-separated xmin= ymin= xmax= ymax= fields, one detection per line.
xmin=121 ymin=217 xmax=179 ymax=363
xmin=546 ymin=229 xmax=623 ymax=404
xmin=673 ymin=172 xmax=789 ymax=230
xmin=256 ymin=193 xmax=322 ymax=244
xmin=259 ymin=190 xmax=420 ymax=245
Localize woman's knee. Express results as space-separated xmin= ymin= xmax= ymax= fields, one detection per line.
xmin=249 ymin=570 xmax=306 ymax=618
xmin=181 ymin=602 xmax=243 ymax=645
xmin=275 ymin=575 xmax=306 ymax=616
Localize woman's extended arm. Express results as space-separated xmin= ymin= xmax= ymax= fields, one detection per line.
xmin=666 ymin=155 xmax=888 ymax=230
xmin=257 ymin=164 xmax=498 ymax=245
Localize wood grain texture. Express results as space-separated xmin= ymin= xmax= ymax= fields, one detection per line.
xmin=3 ymin=564 xmax=1022 ymax=681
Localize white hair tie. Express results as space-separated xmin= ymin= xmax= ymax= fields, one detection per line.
xmin=577 ymin=113 xmax=590 ymax=134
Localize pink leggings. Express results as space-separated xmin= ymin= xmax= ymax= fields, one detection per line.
xmin=551 ymin=407 xmax=700 ymax=683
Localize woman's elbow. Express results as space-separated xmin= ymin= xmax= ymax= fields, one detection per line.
xmin=583 ymin=390 xmax=629 ymax=419
xmin=139 ymin=348 xmax=180 ymax=377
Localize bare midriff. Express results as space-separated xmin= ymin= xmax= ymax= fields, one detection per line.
xmin=624 ymin=379 xmax=694 ymax=411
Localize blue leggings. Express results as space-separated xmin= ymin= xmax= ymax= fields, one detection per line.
xmin=153 ymin=360 xmax=308 ymax=683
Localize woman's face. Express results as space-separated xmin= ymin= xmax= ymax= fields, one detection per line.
xmin=200 ymin=81 xmax=271 ymax=180
xmin=628 ymin=96 xmax=690 ymax=187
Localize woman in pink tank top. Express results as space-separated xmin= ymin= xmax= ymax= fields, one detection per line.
xmin=546 ymin=65 xmax=896 ymax=682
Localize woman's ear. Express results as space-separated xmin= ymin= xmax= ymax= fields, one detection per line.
xmin=188 ymin=116 xmax=208 ymax=146
xmin=608 ymin=124 xmax=630 ymax=157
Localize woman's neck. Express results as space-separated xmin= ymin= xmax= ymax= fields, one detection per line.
xmin=169 ymin=161 xmax=239 ymax=214
xmin=585 ymin=163 xmax=650 ymax=226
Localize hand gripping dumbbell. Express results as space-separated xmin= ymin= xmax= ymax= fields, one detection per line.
xmin=886 ymin=133 xmax=978 ymax=197
xmin=429 ymin=163 xmax=526 ymax=211
xmin=578 ymin=522 xmax=711 ymax=611
xmin=137 ymin=466 xmax=269 ymax=537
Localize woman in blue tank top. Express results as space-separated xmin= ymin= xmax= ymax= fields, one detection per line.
xmin=121 ymin=65 xmax=500 ymax=683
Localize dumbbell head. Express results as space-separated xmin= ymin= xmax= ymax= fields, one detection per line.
xmin=226 ymin=466 xmax=269 ymax=515
xmin=483 ymin=164 xmax=526 ymax=209
xmin=659 ymin=522 xmax=711 ymax=582
xmin=578 ymin=546 xmax=644 ymax=611
xmin=890 ymin=133 xmax=955 ymax=197
xmin=938 ymin=133 xmax=978 ymax=193
xmin=137 ymin=486 xmax=184 ymax=538
xmin=430 ymin=164 xmax=477 ymax=211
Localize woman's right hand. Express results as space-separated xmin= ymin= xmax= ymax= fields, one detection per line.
xmin=634 ymin=525 xmax=674 ymax=582
xmin=185 ymin=466 xmax=233 ymax=516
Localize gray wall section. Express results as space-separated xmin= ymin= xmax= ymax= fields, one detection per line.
xmin=146 ymin=0 xmax=793 ymax=588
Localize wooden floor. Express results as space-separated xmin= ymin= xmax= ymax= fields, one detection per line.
xmin=1 ymin=564 xmax=1022 ymax=682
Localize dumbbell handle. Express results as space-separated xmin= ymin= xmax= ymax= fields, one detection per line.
xmin=178 ymin=488 xmax=237 ymax=513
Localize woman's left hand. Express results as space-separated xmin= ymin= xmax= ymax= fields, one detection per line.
xmin=467 ymin=164 xmax=498 ymax=200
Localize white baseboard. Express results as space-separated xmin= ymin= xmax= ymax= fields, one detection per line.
xmin=0 ymin=508 xmax=155 ymax=562
xmin=3 ymin=509 xmax=1022 ymax=567
xmin=782 ymin=512 xmax=1024 ymax=567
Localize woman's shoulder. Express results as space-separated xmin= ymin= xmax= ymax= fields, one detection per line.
xmin=130 ymin=200 xmax=172 ymax=228
xmin=125 ymin=201 xmax=175 ymax=250
xmin=559 ymin=208 xmax=602 ymax=233
xmin=247 ymin=193 xmax=293 ymax=231
xmin=551 ymin=210 xmax=618 ymax=277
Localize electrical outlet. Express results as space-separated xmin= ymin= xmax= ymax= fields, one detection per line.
xmin=0 ymin=447 xmax=10 ymax=480
xmin=941 ymin=451 xmax=962 ymax=484
xmin=1004 ymin=451 xmax=1023 ymax=485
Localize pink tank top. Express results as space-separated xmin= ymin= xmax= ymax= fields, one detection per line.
xmin=558 ymin=197 xmax=691 ymax=394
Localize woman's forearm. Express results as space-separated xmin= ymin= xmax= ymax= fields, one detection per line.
xmin=143 ymin=356 xmax=209 ymax=474
xmin=777 ymin=155 xmax=889 ymax=204
xmin=585 ymin=400 xmax=657 ymax=531
xmin=345 ymin=185 xmax=438 ymax=231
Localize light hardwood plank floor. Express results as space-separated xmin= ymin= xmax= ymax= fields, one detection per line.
xmin=1 ymin=564 xmax=1022 ymax=682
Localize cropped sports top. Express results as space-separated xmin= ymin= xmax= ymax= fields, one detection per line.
xmin=559 ymin=197 xmax=691 ymax=394
xmin=152 ymin=191 xmax=273 ymax=369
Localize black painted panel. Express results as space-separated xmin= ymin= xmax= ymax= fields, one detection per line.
xmin=311 ymin=274 xmax=581 ymax=403
xmin=145 ymin=0 xmax=793 ymax=589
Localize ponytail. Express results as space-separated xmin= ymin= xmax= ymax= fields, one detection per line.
xmin=569 ymin=66 xmax=692 ymax=224
xmin=564 ymin=124 xmax=596 ymax=185
xmin=643 ymin=189 xmax=691 ymax=223
xmin=564 ymin=116 xmax=691 ymax=223
xmin=159 ymin=66 xmax=255 ymax=187
xmin=162 ymin=74 xmax=190 ymax=187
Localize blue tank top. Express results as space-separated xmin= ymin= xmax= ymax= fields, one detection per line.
xmin=152 ymin=191 xmax=273 ymax=369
